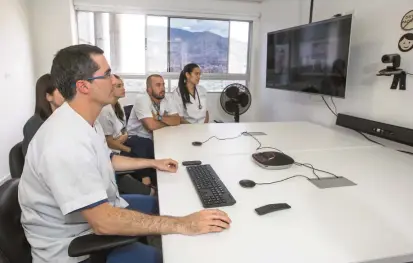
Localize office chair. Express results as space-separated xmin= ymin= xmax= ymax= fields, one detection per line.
xmin=124 ymin=104 xmax=133 ymax=124
xmin=9 ymin=142 xmax=24 ymax=178
xmin=0 ymin=179 xmax=139 ymax=263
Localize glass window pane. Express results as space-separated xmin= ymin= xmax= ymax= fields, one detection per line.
xmin=169 ymin=18 xmax=229 ymax=73
xmin=147 ymin=16 xmax=168 ymax=72
xmin=170 ymin=79 xmax=246 ymax=93
xmin=94 ymin=13 xmax=111 ymax=66
xmin=113 ymin=14 xmax=145 ymax=74
xmin=77 ymin=11 xmax=95 ymax=45
xmin=229 ymin=21 xmax=250 ymax=74
xmin=200 ymin=80 xmax=246 ymax=92
xmin=123 ymin=79 xmax=146 ymax=93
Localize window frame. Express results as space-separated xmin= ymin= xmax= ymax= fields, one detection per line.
xmin=75 ymin=10 xmax=253 ymax=93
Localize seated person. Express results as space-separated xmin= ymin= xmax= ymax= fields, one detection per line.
xmin=22 ymin=73 xmax=64 ymax=156
xmin=21 ymin=73 xmax=151 ymax=196
xmin=126 ymin=74 xmax=180 ymax=156
xmin=98 ymin=74 xmax=154 ymax=191
xmin=18 ymin=44 xmax=231 ymax=263
xmin=172 ymin=63 xmax=209 ymax=124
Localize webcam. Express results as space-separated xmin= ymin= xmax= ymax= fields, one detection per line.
xmin=381 ymin=54 xmax=401 ymax=68
xmin=377 ymin=53 xmax=406 ymax=90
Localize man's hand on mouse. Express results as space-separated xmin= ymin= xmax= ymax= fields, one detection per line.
xmin=153 ymin=159 xmax=178 ymax=172
xmin=177 ymin=209 xmax=232 ymax=235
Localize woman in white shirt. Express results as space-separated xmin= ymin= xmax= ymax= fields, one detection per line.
xmin=99 ymin=75 xmax=129 ymax=153
xmin=98 ymin=75 xmax=155 ymax=192
xmin=172 ymin=63 xmax=209 ymax=124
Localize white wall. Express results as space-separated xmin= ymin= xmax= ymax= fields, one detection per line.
xmin=28 ymin=0 xmax=77 ymax=79
xmin=0 ymin=0 xmax=35 ymax=184
xmin=257 ymin=0 xmax=413 ymax=129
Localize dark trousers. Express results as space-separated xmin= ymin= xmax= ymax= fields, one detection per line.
xmin=121 ymin=136 xmax=157 ymax=186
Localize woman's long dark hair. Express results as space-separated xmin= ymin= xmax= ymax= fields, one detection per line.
xmin=35 ymin=74 xmax=57 ymax=121
xmin=178 ymin=63 xmax=200 ymax=110
xmin=113 ymin=74 xmax=125 ymax=122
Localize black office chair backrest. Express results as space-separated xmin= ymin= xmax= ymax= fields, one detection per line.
xmin=124 ymin=105 xmax=133 ymax=124
xmin=9 ymin=142 xmax=24 ymax=179
xmin=0 ymin=179 xmax=32 ymax=263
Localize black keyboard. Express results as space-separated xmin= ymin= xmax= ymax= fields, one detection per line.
xmin=186 ymin=164 xmax=236 ymax=208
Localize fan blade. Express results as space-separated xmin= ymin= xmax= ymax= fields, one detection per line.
xmin=225 ymin=101 xmax=237 ymax=113
xmin=225 ymin=86 xmax=239 ymax=99
xmin=239 ymin=93 xmax=249 ymax=107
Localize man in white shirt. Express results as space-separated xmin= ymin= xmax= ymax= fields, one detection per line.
xmin=125 ymin=74 xmax=180 ymax=160
xmin=18 ymin=44 xmax=231 ymax=263
xmin=127 ymin=74 xmax=180 ymax=139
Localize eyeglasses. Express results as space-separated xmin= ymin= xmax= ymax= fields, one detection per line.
xmin=87 ymin=71 xmax=112 ymax=81
xmin=71 ymin=71 xmax=113 ymax=87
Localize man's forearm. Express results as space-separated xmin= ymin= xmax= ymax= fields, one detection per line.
xmin=161 ymin=115 xmax=180 ymax=126
xmin=150 ymin=120 xmax=167 ymax=131
xmin=111 ymin=155 xmax=155 ymax=171
xmin=93 ymin=206 xmax=183 ymax=236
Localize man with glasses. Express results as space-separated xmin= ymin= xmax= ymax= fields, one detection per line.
xmin=18 ymin=44 xmax=231 ymax=263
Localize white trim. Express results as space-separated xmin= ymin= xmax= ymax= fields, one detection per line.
xmin=74 ymin=4 xmax=259 ymax=21
xmin=119 ymin=73 xmax=249 ymax=80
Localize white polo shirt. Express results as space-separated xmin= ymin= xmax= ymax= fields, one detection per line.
xmin=18 ymin=102 xmax=128 ymax=263
xmin=171 ymin=86 xmax=208 ymax=124
xmin=126 ymin=93 xmax=178 ymax=140
xmin=98 ymin=104 xmax=126 ymax=139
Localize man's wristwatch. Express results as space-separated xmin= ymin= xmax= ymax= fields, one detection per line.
xmin=157 ymin=115 xmax=163 ymax=121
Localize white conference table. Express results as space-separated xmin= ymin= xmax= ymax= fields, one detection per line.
xmin=154 ymin=122 xmax=413 ymax=263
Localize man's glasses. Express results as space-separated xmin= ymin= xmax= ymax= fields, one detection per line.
xmin=87 ymin=71 xmax=112 ymax=81
xmin=71 ymin=71 xmax=113 ymax=87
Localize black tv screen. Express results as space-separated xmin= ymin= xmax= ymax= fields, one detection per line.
xmin=266 ymin=15 xmax=353 ymax=98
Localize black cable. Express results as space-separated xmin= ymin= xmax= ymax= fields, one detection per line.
xmin=243 ymin=132 xmax=284 ymax=153
xmin=322 ymin=96 xmax=338 ymax=116
xmin=330 ymin=96 xmax=338 ymax=115
xmin=256 ymin=175 xmax=311 ymax=185
xmin=398 ymin=150 xmax=413 ymax=155
xmin=201 ymin=132 xmax=245 ymax=144
xmin=295 ymin=162 xmax=340 ymax=179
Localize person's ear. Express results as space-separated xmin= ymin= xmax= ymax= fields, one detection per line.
xmin=76 ymin=80 xmax=90 ymax=95
xmin=45 ymin=93 xmax=53 ymax=102
xmin=185 ymin=72 xmax=191 ymax=79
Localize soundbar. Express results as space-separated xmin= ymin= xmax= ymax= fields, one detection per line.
xmin=336 ymin=113 xmax=413 ymax=147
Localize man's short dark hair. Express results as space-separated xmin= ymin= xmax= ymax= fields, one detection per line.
xmin=146 ymin=74 xmax=163 ymax=89
xmin=51 ymin=44 xmax=104 ymax=101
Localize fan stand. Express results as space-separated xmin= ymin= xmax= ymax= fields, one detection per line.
xmin=234 ymin=104 xmax=240 ymax=123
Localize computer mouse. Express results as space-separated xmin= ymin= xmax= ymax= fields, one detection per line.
xmin=192 ymin=141 xmax=203 ymax=146
xmin=239 ymin=179 xmax=256 ymax=188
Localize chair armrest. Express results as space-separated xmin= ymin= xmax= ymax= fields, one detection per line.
xmin=115 ymin=170 xmax=137 ymax=176
xmin=68 ymin=234 xmax=139 ymax=257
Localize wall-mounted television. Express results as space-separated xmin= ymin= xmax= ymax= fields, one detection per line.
xmin=266 ymin=15 xmax=353 ymax=98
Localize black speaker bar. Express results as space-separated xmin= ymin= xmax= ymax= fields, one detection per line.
xmin=336 ymin=113 xmax=413 ymax=147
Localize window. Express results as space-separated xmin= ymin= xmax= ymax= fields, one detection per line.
xmin=76 ymin=11 xmax=251 ymax=93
